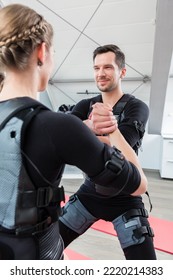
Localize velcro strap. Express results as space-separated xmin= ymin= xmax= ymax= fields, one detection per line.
xmin=123 ymin=208 xmax=148 ymax=222
xmin=18 ymin=185 xmax=65 ymax=208
xmin=133 ymin=226 xmax=154 ymax=239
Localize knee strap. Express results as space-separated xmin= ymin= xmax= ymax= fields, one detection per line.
xmin=59 ymin=195 xmax=98 ymax=234
xmin=112 ymin=208 xmax=154 ymax=249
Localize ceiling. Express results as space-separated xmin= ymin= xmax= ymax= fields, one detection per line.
xmin=1 ymin=0 xmax=173 ymax=134
xmin=2 ymin=0 xmax=158 ymax=81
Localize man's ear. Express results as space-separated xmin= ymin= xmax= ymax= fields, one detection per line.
xmin=120 ymin=68 xmax=126 ymax=79
xmin=37 ymin=42 xmax=46 ymax=65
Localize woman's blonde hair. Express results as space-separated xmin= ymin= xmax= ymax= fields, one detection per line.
xmin=0 ymin=3 xmax=53 ymax=85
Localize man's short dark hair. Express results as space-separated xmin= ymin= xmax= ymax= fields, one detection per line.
xmin=93 ymin=44 xmax=125 ymax=69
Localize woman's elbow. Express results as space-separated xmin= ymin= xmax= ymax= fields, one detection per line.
xmin=131 ymin=175 xmax=148 ymax=196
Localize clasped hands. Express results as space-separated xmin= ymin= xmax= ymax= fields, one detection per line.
xmin=84 ymin=102 xmax=117 ymax=145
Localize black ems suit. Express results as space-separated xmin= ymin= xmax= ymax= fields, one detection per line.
xmin=0 ymin=99 xmax=64 ymax=259
xmin=59 ymin=94 xmax=156 ymax=260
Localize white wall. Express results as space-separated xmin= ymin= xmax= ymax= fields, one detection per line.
xmin=138 ymin=133 xmax=161 ymax=170
xmin=161 ymin=78 xmax=173 ymax=137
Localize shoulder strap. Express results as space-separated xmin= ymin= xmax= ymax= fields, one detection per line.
xmin=113 ymin=94 xmax=134 ymax=118
xmin=0 ymin=98 xmax=48 ymax=131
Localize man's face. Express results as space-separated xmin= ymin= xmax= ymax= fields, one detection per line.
xmin=93 ymin=51 xmax=125 ymax=92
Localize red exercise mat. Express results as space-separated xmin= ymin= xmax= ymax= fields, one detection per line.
xmin=64 ymin=248 xmax=91 ymax=260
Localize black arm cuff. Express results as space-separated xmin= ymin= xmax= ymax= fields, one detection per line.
xmin=89 ymin=146 xmax=141 ymax=196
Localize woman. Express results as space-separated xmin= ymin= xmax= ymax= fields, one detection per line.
xmin=0 ymin=4 xmax=147 ymax=259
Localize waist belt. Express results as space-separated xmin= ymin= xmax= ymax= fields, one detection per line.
xmin=0 ymin=215 xmax=56 ymax=236
xmin=0 ymin=215 xmax=54 ymax=236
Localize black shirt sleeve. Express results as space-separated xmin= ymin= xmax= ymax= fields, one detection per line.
xmin=71 ymin=98 xmax=91 ymax=120
xmin=118 ymin=97 xmax=149 ymax=148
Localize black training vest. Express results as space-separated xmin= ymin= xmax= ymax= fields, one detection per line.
xmin=0 ymin=98 xmax=64 ymax=234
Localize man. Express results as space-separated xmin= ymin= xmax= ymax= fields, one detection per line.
xmin=59 ymin=44 xmax=156 ymax=260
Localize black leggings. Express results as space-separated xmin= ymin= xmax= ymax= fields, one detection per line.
xmin=0 ymin=233 xmax=37 ymax=260
xmin=59 ymin=220 xmax=156 ymax=260
xmin=0 ymin=222 xmax=63 ymax=260
xmin=123 ymin=236 xmax=156 ymax=260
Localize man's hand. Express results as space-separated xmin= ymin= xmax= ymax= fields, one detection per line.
xmin=84 ymin=102 xmax=117 ymax=135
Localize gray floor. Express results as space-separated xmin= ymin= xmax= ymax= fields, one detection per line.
xmin=61 ymin=169 xmax=173 ymax=260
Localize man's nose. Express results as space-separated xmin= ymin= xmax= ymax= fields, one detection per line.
xmin=98 ymin=68 xmax=106 ymax=76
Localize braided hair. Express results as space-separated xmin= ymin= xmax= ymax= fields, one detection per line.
xmin=0 ymin=3 xmax=53 ymax=78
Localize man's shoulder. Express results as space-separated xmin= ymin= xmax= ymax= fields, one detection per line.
xmin=122 ymin=94 xmax=149 ymax=123
xmin=124 ymin=94 xmax=149 ymax=109
xmin=86 ymin=94 xmax=102 ymax=103
xmin=72 ymin=95 xmax=102 ymax=111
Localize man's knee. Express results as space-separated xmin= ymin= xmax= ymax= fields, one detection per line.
xmin=112 ymin=209 xmax=154 ymax=249
xmin=59 ymin=195 xmax=98 ymax=234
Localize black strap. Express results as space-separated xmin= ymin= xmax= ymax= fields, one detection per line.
xmin=0 ymin=97 xmax=48 ymax=131
xmin=112 ymin=94 xmax=134 ymax=120
xmin=20 ymin=148 xmax=65 ymax=200
xmin=15 ymin=217 xmax=52 ymax=236
xmin=123 ymin=208 xmax=149 ymax=222
xmin=133 ymin=226 xmax=154 ymax=239
xmin=18 ymin=185 xmax=65 ymax=208
xmin=145 ymin=191 xmax=153 ymax=212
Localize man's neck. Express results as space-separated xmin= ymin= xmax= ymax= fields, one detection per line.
xmin=101 ymin=90 xmax=124 ymax=107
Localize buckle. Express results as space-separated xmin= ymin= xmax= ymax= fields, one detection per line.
xmin=69 ymin=194 xmax=77 ymax=203
xmin=105 ymin=148 xmax=124 ymax=173
xmin=37 ymin=187 xmax=53 ymax=207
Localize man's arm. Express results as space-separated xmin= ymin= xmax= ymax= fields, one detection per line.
xmin=83 ymin=102 xmax=148 ymax=195
xmin=109 ymin=129 xmax=147 ymax=196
